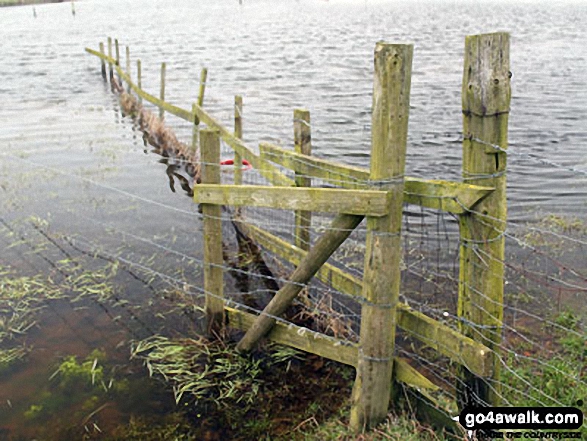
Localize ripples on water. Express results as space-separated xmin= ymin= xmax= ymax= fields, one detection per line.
xmin=0 ymin=0 xmax=586 ymax=438
xmin=1 ymin=0 xmax=585 ymax=221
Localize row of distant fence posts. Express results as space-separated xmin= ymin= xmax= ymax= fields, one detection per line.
xmin=87 ymin=31 xmax=510 ymax=433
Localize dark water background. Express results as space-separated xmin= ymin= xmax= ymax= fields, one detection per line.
xmin=0 ymin=0 xmax=586 ymax=438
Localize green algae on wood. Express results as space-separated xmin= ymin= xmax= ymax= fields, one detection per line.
xmin=193 ymin=184 xmax=391 ymax=216
xmin=200 ymin=129 xmax=225 ymax=334
xmin=457 ymin=32 xmax=510 ymax=408
xmin=293 ymin=108 xmax=312 ymax=251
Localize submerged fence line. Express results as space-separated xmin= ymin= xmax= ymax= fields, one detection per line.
xmin=83 ymin=33 xmax=586 ymax=437
xmin=84 ymin=34 xmax=508 ymax=433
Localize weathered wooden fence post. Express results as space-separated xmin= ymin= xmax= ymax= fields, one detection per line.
xmin=457 ymin=32 xmax=510 ymax=409
xmin=99 ymin=42 xmax=106 ymax=79
xmin=192 ymin=68 xmax=208 ymax=150
xmin=191 ymin=103 xmax=198 ymax=155
xmin=107 ymin=37 xmax=113 ymax=80
xmin=234 ymin=95 xmax=243 ymax=185
xmin=294 ymin=108 xmax=312 ymax=251
xmin=198 ymin=68 xmax=208 ymax=110
xmin=350 ymin=42 xmax=412 ymax=432
xmin=125 ymin=46 xmax=131 ymax=92
xmin=201 ymin=129 xmax=225 ymax=334
xmin=137 ymin=59 xmax=142 ymax=106
xmin=114 ymin=39 xmax=120 ymax=66
xmin=159 ymin=62 xmax=166 ymax=120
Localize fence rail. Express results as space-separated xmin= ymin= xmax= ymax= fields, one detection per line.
xmin=85 ymin=31 xmax=510 ymax=433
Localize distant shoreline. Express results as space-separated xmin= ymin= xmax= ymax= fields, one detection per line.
xmin=0 ymin=0 xmax=68 ymax=7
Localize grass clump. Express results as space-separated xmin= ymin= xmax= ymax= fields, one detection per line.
xmin=501 ymin=311 xmax=587 ymax=437
xmin=131 ymin=335 xmax=302 ymax=408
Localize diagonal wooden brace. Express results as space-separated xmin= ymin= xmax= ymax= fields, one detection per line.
xmin=235 ymin=213 xmax=364 ymax=352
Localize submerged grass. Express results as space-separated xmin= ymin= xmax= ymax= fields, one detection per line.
xmin=131 ymin=335 xmax=304 ymax=408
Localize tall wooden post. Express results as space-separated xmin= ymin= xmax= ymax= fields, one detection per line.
xmin=191 ymin=103 xmax=198 ymax=155
xmin=107 ymin=37 xmax=113 ymax=81
xmin=350 ymin=42 xmax=412 ymax=432
xmin=159 ymin=62 xmax=166 ymax=120
xmin=234 ymin=95 xmax=243 ymax=185
xmin=125 ymin=46 xmax=131 ymax=92
xmin=99 ymin=42 xmax=106 ymax=79
xmin=198 ymin=68 xmax=208 ymax=108
xmin=114 ymin=39 xmax=120 ymax=66
xmin=457 ymin=32 xmax=510 ymax=409
xmin=294 ymin=108 xmax=312 ymax=251
xmin=137 ymin=59 xmax=142 ymax=106
xmin=201 ymin=129 xmax=225 ymax=334
xmin=192 ymin=68 xmax=208 ymax=147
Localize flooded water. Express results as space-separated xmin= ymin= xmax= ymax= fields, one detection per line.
xmin=0 ymin=0 xmax=586 ymax=439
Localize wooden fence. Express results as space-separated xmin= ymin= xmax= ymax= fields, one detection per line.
xmin=86 ymin=31 xmax=510 ymax=433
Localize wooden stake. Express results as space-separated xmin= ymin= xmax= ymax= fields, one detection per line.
xmin=294 ymin=108 xmax=312 ymax=251
xmin=191 ymin=103 xmax=199 ymax=155
xmin=137 ymin=59 xmax=142 ymax=106
xmin=234 ymin=95 xmax=243 ymax=185
xmin=114 ymin=39 xmax=120 ymax=66
xmin=198 ymin=67 xmax=208 ymax=107
xmin=236 ymin=213 xmax=364 ymax=352
xmin=99 ymin=42 xmax=106 ymax=79
xmin=194 ymin=67 xmax=208 ymax=126
xmin=201 ymin=129 xmax=224 ymax=334
xmin=457 ymin=32 xmax=510 ymax=409
xmin=107 ymin=37 xmax=113 ymax=81
xmin=350 ymin=42 xmax=412 ymax=432
xmin=125 ymin=46 xmax=131 ymax=92
xmin=159 ymin=62 xmax=166 ymax=120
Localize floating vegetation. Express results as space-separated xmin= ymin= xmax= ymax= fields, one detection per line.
xmin=0 ymin=345 xmax=29 ymax=374
xmin=0 ymin=267 xmax=63 ymax=342
xmin=131 ymin=335 xmax=303 ymax=408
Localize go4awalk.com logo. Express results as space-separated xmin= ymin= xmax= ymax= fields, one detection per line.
xmin=454 ymin=406 xmax=583 ymax=439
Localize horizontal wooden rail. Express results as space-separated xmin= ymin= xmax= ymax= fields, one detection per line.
xmin=85 ymin=47 xmax=294 ymax=188
xmin=225 ymin=306 xmax=438 ymax=390
xmin=193 ymin=184 xmax=391 ymax=216
xmin=237 ymin=222 xmax=493 ymax=377
xmin=260 ymin=142 xmax=494 ymax=214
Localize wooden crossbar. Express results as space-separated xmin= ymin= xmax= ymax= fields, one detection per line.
xmin=193 ymin=184 xmax=391 ymax=216
xmin=260 ymin=142 xmax=494 ymax=214
xmin=225 ymin=306 xmax=438 ymax=391
xmin=237 ymin=222 xmax=493 ymax=377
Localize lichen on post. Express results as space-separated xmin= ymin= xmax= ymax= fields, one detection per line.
xmin=200 ymin=129 xmax=225 ymax=335
xmin=234 ymin=95 xmax=243 ymax=186
xmin=350 ymin=42 xmax=413 ymax=432
xmin=457 ymin=32 xmax=510 ymax=409
xmin=293 ymin=108 xmax=312 ymax=251
xmin=159 ymin=62 xmax=166 ymax=120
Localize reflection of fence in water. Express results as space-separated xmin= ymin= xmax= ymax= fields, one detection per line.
xmin=85 ymin=32 xmax=587 ymax=436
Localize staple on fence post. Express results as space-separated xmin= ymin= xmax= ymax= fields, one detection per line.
xmin=137 ymin=59 xmax=142 ymax=106
xmin=234 ymin=95 xmax=243 ymax=185
xmin=350 ymin=42 xmax=413 ymax=432
xmin=201 ymin=129 xmax=225 ymax=335
xmin=457 ymin=32 xmax=510 ymax=409
xmin=99 ymin=42 xmax=106 ymax=79
xmin=294 ymin=108 xmax=312 ymax=251
xmin=125 ymin=46 xmax=131 ymax=92
xmin=107 ymin=37 xmax=113 ymax=81
xmin=159 ymin=62 xmax=166 ymax=120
